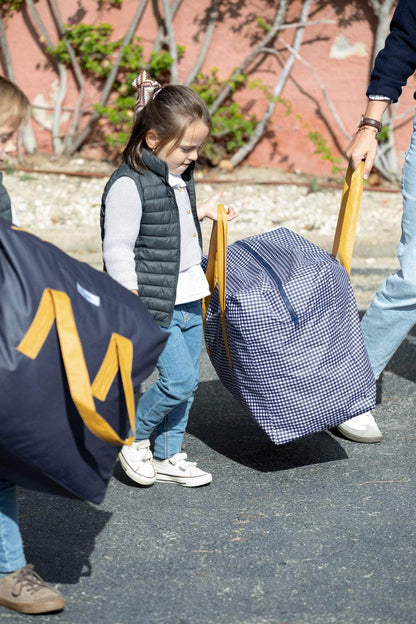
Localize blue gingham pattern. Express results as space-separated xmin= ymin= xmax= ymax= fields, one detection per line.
xmin=203 ymin=228 xmax=376 ymax=445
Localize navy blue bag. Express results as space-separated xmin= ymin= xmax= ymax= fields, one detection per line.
xmin=0 ymin=220 xmax=167 ymax=503
xmin=202 ymin=168 xmax=376 ymax=446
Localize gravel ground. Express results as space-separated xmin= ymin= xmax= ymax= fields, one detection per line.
xmin=4 ymin=157 xmax=403 ymax=310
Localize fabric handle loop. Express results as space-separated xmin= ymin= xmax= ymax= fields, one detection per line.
xmin=332 ymin=161 xmax=364 ymax=275
xmin=202 ymin=204 xmax=233 ymax=368
xmin=17 ymin=288 xmax=135 ymax=446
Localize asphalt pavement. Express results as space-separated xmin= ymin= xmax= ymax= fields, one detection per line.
xmin=2 ymin=218 xmax=414 ymax=624
xmin=3 ymin=314 xmax=416 ymax=624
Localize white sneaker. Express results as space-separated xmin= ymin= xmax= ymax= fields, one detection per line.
xmin=153 ymin=452 xmax=212 ymax=487
xmin=119 ymin=439 xmax=156 ymax=486
xmin=337 ymin=412 xmax=382 ymax=443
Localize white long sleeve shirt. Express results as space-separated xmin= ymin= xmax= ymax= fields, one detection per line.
xmin=103 ymin=173 xmax=209 ymax=304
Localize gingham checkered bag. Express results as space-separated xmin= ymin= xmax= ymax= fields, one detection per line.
xmin=202 ymin=165 xmax=376 ymax=445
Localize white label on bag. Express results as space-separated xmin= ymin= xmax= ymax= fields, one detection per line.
xmin=77 ymin=282 xmax=100 ymax=307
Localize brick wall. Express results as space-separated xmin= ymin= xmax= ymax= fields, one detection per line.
xmin=3 ymin=0 xmax=415 ymax=175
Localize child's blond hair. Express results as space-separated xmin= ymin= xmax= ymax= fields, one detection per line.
xmin=0 ymin=76 xmax=31 ymax=129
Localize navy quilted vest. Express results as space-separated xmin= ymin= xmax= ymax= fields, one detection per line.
xmin=101 ymin=150 xmax=201 ymax=328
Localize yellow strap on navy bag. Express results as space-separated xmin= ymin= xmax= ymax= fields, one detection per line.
xmin=332 ymin=161 xmax=364 ymax=275
xmin=202 ymin=204 xmax=232 ymax=368
xmin=17 ymin=288 xmax=135 ymax=446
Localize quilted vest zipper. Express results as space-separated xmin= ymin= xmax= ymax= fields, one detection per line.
xmin=235 ymin=240 xmax=299 ymax=326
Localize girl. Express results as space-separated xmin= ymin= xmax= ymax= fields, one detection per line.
xmin=101 ymin=71 xmax=236 ymax=488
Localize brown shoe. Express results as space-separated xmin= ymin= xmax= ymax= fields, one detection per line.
xmin=0 ymin=564 xmax=65 ymax=614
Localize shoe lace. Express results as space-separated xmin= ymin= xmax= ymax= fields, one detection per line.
xmin=12 ymin=565 xmax=49 ymax=597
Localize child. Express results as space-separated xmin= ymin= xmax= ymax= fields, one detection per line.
xmin=0 ymin=76 xmax=65 ymax=614
xmin=101 ymin=71 xmax=236 ymax=488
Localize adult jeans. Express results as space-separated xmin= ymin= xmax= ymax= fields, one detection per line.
xmin=135 ymin=300 xmax=202 ymax=460
xmin=361 ymin=109 xmax=416 ymax=379
xmin=0 ymin=480 xmax=26 ymax=573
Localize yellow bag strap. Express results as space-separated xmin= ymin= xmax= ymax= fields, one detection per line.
xmin=332 ymin=162 xmax=364 ymax=275
xmin=17 ymin=288 xmax=135 ymax=445
xmin=202 ymin=204 xmax=233 ymax=368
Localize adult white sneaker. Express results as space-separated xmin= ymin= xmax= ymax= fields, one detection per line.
xmin=337 ymin=412 xmax=382 ymax=443
xmin=119 ymin=439 xmax=156 ymax=486
xmin=153 ymin=452 xmax=212 ymax=487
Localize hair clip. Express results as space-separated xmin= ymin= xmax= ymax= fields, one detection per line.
xmin=132 ymin=70 xmax=162 ymax=114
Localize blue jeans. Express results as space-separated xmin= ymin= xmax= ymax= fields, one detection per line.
xmin=0 ymin=481 xmax=26 ymax=573
xmin=135 ymin=300 xmax=202 ymax=460
xmin=361 ymin=109 xmax=416 ymax=379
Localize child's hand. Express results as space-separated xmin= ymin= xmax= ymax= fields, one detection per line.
xmin=197 ymin=191 xmax=237 ymax=222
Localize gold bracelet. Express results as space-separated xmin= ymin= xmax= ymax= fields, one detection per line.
xmin=356 ymin=125 xmax=379 ymax=136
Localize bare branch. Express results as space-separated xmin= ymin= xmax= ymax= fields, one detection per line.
xmin=230 ymin=0 xmax=312 ymax=167
xmin=69 ymin=0 xmax=149 ymax=154
xmin=32 ymin=103 xmax=80 ymax=112
xmin=373 ymin=149 xmax=399 ymax=182
xmin=25 ymin=0 xmax=66 ymax=154
xmin=369 ymin=0 xmax=382 ymax=14
xmin=278 ymin=18 xmax=335 ymax=31
xmin=162 ymin=0 xmax=178 ymax=83
xmin=0 ymin=14 xmax=14 ymax=80
xmin=373 ymin=108 xmax=400 ymax=183
xmin=209 ymin=0 xmax=289 ymax=115
xmin=273 ymin=38 xmax=349 ymax=140
xmin=19 ymin=121 xmax=37 ymax=155
xmin=49 ymin=0 xmax=85 ymax=151
xmin=368 ymin=0 xmax=396 ymax=61
xmin=184 ymin=0 xmax=218 ymax=86
xmin=153 ymin=0 xmax=181 ymax=53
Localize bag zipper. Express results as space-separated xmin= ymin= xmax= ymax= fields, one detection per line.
xmin=235 ymin=240 xmax=299 ymax=326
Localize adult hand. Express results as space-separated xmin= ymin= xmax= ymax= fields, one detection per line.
xmin=345 ymin=100 xmax=388 ymax=179
xmin=344 ymin=127 xmax=378 ymax=180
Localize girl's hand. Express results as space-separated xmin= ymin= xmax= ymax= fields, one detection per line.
xmin=197 ymin=191 xmax=237 ymax=222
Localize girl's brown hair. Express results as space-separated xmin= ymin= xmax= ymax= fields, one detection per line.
xmin=0 ymin=76 xmax=31 ymax=129
xmin=122 ymin=84 xmax=211 ymax=171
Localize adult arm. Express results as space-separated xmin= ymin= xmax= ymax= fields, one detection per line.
xmin=345 ymin=0 xmax=416 ymax=177
xmin=367 ymin=0 xmax=416 ymax=104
